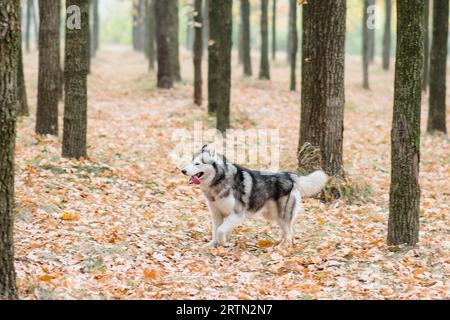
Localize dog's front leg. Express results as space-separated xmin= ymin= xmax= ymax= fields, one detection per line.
xmin=217 ymin=213 xmax=244 ymax=246
xmin=209 ymin=207 xmax=224 ymax=248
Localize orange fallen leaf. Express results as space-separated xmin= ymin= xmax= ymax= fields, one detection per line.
xmin=143 ymin=268 xmax=158 ymax=279
xmin=38 ymin=273 xmax=59 ymax=282
xmin=257 ymin=239 xmax=274 ymax=248
xmin=60 ymin=213 xmax=79 ymax=221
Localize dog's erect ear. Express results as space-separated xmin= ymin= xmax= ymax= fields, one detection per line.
xmin=201 ymin=144 xmax=208 ymax=152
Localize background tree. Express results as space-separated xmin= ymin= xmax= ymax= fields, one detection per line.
xmin=368 ymin=0 xmax=375 ymax=63
xmin=259 ymin=0 xmax=270 ymax=80
xmin=289 ymin=0 xmax=297 ymax=91
xmin=241 ymin=0 xmax=252 ymax=76
xmin=362 ymin=0 xmax=370 ymax=89
xmin=202 ymin=0 xmax=209 ymax=51
xmin=147 ymin=0 xmax=156 ymax=70
xmin=155 ymin=0 xmax=173 ymax=88
xmin=62 ymin=0 xmax=90 ymax=159
xmin=0 ymin=0 xmax=19 ymax=300
xmin=427 ymin=0 xmax=448 ymax=134
xmin=382 ymin=0 xmax=392 ymax=70
xmin=423 ymin=0 xmax=430 ymax=91
xmin=272 ymin=0 xmax=277 ymax=60
xmin=388 ymin=0 xmax=424 ymax=247
xmin=18 ymin=1 xmax=29 ymax=117
xmin=193 ymin=0 xmax=203 ymax=105
xmin=168 ymin=0 xmax=181 ymax=82
xmin=91 ymin=0 xmax=100 ymax=58
xmin=208 ymin=0 xmax=233 ymax=132
xmin=299 ymin=0 xmax=346 ymax=178
xmin=25 ymin=0 xmax=34 ymax=53
xmin=36 ymin=0 xmax=61 ymax=136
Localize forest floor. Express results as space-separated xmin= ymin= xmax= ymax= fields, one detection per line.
xmin=14 ymin=46 xmax=449 ymax=299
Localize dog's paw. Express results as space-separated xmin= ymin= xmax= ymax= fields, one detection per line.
xmin=208 ymin=240 xmax=218 ymax=248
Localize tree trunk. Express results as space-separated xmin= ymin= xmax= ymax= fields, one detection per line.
xmin=168 ymin=0 xmax=181 ymax=82
xmin=91 ymin=0 xmax=99 ymax=57
xmin=427 ymin=0 xmax=448 ymax=134
xmin=62 ymin=0 xmax=89 ymax=159
xmin=132 ymin=1 xmax=139 ymax=51
xmin=208 ymin=0 xmax=233 ymax=132
xmin=241 ymin=0 xmax=252 ymax=76
xmin=0 ymin=0 xmax=19 ymax=300
xmin=155 ymin=0 xmax=173 ymax=88
xmin=362 ymin=0 xmax=370 ymax=89
xmin=423 ymin=0 xmax=430 ymax=91
xmin=193 ymin=0 xmax=203 ymax=106
xmin=259 ymin=0 xmax=270 ymax=80
xmin=272 ymin=0 xmax=276 ymax=60
xmin=202 ymin=0 xmax=209 ymax=51
xmin=388 ymin=0 xmax=424 ymax=247
xmin=147 ymin=0 xmax=156 ymax=71
xmin=18 ymin=2 xmax=29 ymax=117
xmin=299 ymin=0 xmax=346 ymax=178
xmin=369 ymin=0 xmax=375 ymax=63
xmin=26 ymin=0 xmax=33 ymax=53
xmin=289 ymin=0 xmax=297 ymax=91
xmin=36 ymin=0 xmax=61 ymax=136
xmin=382 ymin=0 xmax=392 ymax=70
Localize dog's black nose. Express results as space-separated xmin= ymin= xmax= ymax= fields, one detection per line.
xmin=182 ymin=169 xmax=187 ymax=175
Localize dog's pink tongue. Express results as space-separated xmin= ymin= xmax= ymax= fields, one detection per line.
xmin=189 ymin=176 xmax=201 ymax=185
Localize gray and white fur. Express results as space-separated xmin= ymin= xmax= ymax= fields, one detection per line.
xmin=182 ymin=145 xmax=328 ymax=247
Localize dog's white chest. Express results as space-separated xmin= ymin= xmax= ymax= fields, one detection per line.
xmin=208 ymin=194 xmax=235 ymax=216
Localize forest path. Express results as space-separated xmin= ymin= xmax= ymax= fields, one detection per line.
xmin=13 ymin=46 xmax=449 ymax=299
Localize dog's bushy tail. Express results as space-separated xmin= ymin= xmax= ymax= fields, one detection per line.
xmin=295 ymin=170 xmax=328 ymax=197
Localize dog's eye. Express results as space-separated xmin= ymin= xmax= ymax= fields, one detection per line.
xmin=195 ymin=163 xmax=201 ymax=166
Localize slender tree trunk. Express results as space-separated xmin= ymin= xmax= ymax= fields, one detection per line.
xmin=26 ymin=0 xmax=33 ymax=53
xmin=427 ymin=0 xmax=448 ymax=134
xmin=18 ymin=2 xmax=29 ymax=117
xmin=155 ymin=0 xmax=173 ymax=88
xmin=132 ymin=1 xmax=139 ymax=51
xmin=208 ymin=0 xmax=233 ymax=132
xmin=289 ymin=0 xmax=297 ymax=91
xmin=169 ymin=0 xmax=181 ymax=81
xmin=423 ymin=0 xmax=430 ymax=91
xmin=369 ymin=0 xmax=375 ymax=63
xmin=193 ymin=0 xmax=203 ymax=105
xmin=241 ymin=0 xmax=252 ymax=76
xmin=0 ymin=0 xmax=19 ymax=300
xmin=202 ymin=0 xmax=209 ymax=51
xmin=287 ymin=8 xmax=291 ymax=63
xmin=388 ymin=0 xmax=424 ymax=247
xmin=259 ymin=0 xmax=270 ymax=80
xmin=147 ymin=0 xmax=156 ymax=71
xmin=272 ymin=0 xmax=276 ymax=60
xmin=299 ymin=0 xmax=346 ymax=178
xmin=382 ymin=0 xmax=392 ymax=70
xmin=91 ymin=0 xmax=99 ymax=57
xmin=36 ymin=0 xmax=61 ymax=135
xmin=238 ymin=12 xmax=244 ymax=64
xmin=33 ymin=0 xmax=39 ymax=49
xmin=362 ymin=0 xmax=370 ymax=89
xmin=62 ymin=0 xmax=90 ymax=159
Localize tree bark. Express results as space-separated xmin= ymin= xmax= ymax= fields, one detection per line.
xmin=423 ymin=0 xmax=430 ymax=91
xmin=62 ymin=0 xmax=89 ymax=159
xmin=208 ymin=0 xmax=232 ymax=133
xmin=259 ymin=0 xmax=270 ymax=80
xmin=369 ymin=0 xmax=375 ymax=63
xmin=155 ymin=0 xmax=173 ymax=88
xmin=289 ymin=0 xmax=297 ymax=91
xmin=36 ymin=0 xmax=61 ymax=135
xmin=382 ymin=0 xmax=392 ymax=70
xmin=427 ymin=0 xmax=448 ymax=134
xmin=193 ymin=0 xmax=203 ymax=105
xmin=241 ymin=0 xmax=252 ymax=76
xmin=147 ymin=0 xmax=156 ymax=71
xmin=0 ymin=0 xmax=19 ymax=300
xmin=18 ymin=2 xmax=29 ymax=117
xmin=299 ymin=0 xmax=346 ymax=178
xmin=168 ymin=0 xmax=181 ymax=82
xmin=272 ymin=0 xmax=276 ymax=60
xmin=388 ymin=0 xmax=424 ymax=247
xmin=132 ymin=1 xmax=139 ymax=51
xmin=362 ymin=0 xmax=370 ymax=89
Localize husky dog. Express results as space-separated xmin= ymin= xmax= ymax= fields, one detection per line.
xmin=182 ymin=145 xmax=328 ymax=247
